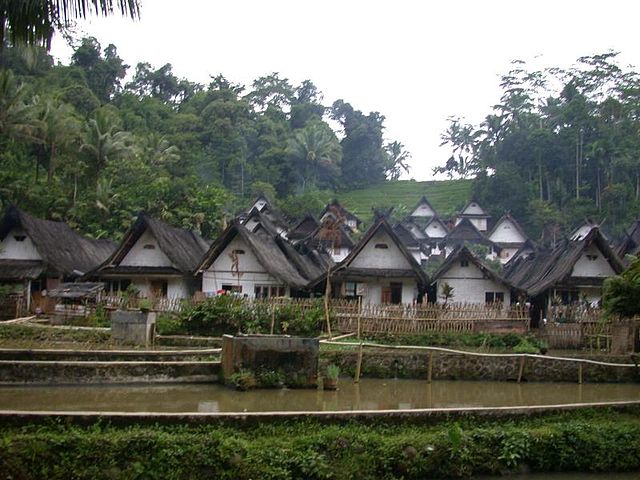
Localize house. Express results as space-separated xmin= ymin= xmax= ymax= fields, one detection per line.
xmin=487 ymin=213 xmax=533 ymax=264
xmin=319 ymin=199 xmax=362 ymax=232
xmin=287 ymin=214 xmax=320 ymax=242
xmin=423 ymin=216 xmax=449 ymax=239
xmin=321 ymin=217 xmax=428 ymax=305
xmin=454 ymin=200 xmax=491 ymax=232
xmin=615 ymin=219 xmax=640 ymax=261
xmin=430 ymin=246 xmax=519 ymax=305
xmin=442 ymin=217 xmax=496 ymax=258
xmin=87 ymin=214 xmax=209 ymax=299
xmin=393 ymin=222 xmax=428 ymax=264
xmin=504 ymin=227 xmax=624 ymax=326
xmin=408 ymin=196 xmax=438 ymax=218
xmin=198 ymin=220 xmax=331 ymax=298
xmin=0 ymin=206 xmax=115 ymax=311
xmin=308 ymin=219 xmax=355 ymax=263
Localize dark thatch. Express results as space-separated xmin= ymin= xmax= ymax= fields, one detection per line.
xmin=319 ymin=199 xmax=362 ymax=229
xmin=0 ymin=206 xmax=116 ymax=279
xmin=197 ymin=221 xmax=331 ymax=289
xmin=91 ymin=214 xmax=209 ymax=276
xmin=444 ymin=218 xmax=494 ymax=248
xmin=503 ymin=227 xmax=624 ymax=297
xmin=288 ymin=214 xmax=320 ymax=241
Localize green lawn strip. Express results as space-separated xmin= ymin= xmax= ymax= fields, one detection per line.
xmin=2 ymin=409 xmax=640 ymax=479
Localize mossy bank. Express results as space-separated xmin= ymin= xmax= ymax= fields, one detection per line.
xmin=1 ymin=407 xmax=640 ymax=479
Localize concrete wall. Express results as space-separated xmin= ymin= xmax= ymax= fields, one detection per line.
xmin=322 ymin=350 xmax=638 ymax=383
xmin=572 ymin=244 xmax=617 ymax=278
xmin=355 ymin=278 xmax=418 ymax=305
xmin=120 ymin=230 xmax=173 ymax=267
xmin=0 ymin=228 xmax=42 ymax=260
xmin=436 ymin=261 xmax=511 ymax=304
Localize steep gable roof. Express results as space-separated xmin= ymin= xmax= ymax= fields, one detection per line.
xmin=504 ymin=227 xmax=623 ymax=296
xmin=319 ymin=199 xmax=362 ymax=228
xmin=487 ymin=213 xmax=530 ymax=246
xmin=197 ymin=221 xmax=320 ymax=289
xmin=445 ymin=217 xmax=493 ymax=247
xmin=459 ymin=199 xmax=490 ymax=217
xmin=93 ymin=214 xmax=209 ymax=274
xmin=330 ymin=217 xmax=428 ymax=285
xmin=0 ymin=206 xmax=116 ymax=278
xmin=409 ymin=196 xmax=438 ymax=217
xmin=424 ymin=216 xmax=449 ymax=238
xmin=288 ymin=214 xmax=320 ymax=241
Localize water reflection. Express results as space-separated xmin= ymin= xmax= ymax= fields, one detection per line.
xmin=0 ymin=379 xmax=638 ymax=413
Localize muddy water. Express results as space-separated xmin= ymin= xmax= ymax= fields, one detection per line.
xmin=0 ymin=379 xmax=639 ymax=412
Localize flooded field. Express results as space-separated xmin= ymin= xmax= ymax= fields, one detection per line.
xmin=0 ymin=378 xmax=639 ymax=413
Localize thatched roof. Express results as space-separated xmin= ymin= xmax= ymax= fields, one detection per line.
xmin=48 ymin=282 xmax=104 ymax=299
xmin=487 ymin=213 xmax=531 ymax=247
xmin=322 ymin=217 xmax=428 ymax=286
xmin=319 ymin=199 xmax=362 ymax=228
xmin=197 ymin=221 xmax=330 ymax=289
xmin=615 ymin=219 xmax=640 ymax=260
xmin=288 ymin=214 xmax=320 ymax=241
xmin=458 ymin=199 xmax=491 ymax=218
xmin=91 ymin=214 xmax=209 ymax=276
xmin=504 ymin=227 xmax=624 ymax=297
xmin=430 ymin=246 xmax=520 ymax=292
xmin=445 ymin=218 xmax=494 ymax=247
xmin=0 ymin=206 xmax=116 ymax=279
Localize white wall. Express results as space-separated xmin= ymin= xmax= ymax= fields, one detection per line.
xmin=571 ymin=244 xmax=617 ymax=278
xmin=462 ymin=202 xmax=486 ymax=215
xmin=489 ymin=219 xmax=527 ymax=244
xmin=201 ymin=236 xmax=286 ymax=297
xmin=355 ymin=278 xmax=418 ymax=305
xmin=0 ymin=228 xmax=42 ymax=260
xmin=411 ymin=202 xmax=436 ymax=217
xmin=453 ymin=217 xmax=488 ymax=231
xmin=350 ymin=230 xmax=413 ymax=270
xmin=424 ymin=221 xmax=447 ymax=238
xmin=120 ymin=230 xmax=173 ymax=267
xmin=436 ymin=261 xmax=510 ymax=304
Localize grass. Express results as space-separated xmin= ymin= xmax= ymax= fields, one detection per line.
xmin=336 ymin=179 xmax=473 ymax=225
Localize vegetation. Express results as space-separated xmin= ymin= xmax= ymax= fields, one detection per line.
xmin=2 ymin=408 xmax=640 ymax=478
xmin=437 ymin=52 xmax=640 ymax=240
xmin=603 ymin=255 xmax=640 ymax=318
xmin=156 ymin=296 xmax=326 ymax=337
xmin=0 ymin=40 xmax=410 ymax=241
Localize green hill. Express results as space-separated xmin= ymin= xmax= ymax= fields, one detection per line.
xmin=335 ymin=179 xmax=473 ymax=224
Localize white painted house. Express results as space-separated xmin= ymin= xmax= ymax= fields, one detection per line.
xmin=455 ymin=200 xmax=491 ymax=232
xmin=487 ymin=214 xmax=532 ymax=264
xmin=88 ymin=214 xmax=209 ymax=299
xmin=431 ymin=246 xmax=518 ymax=305
xmin=409 ymin=196 xmax=438 ymax=218
xmin=198 ymin=221 xmax=329 ymax=298
xmin=0 ymin=206 xmax=115 ymax=311
xmin=328 ymin=218 xmax=428 ymax=305
xmin=319 ymin=200 xmax=362 ymax=232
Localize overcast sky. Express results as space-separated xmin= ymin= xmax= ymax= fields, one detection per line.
xmin=51 ymin=0 xmax=640 ymax=181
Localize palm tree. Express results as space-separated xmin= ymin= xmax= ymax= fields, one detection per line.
xmin=0 ymin=70 xmax=37 ymax=141
xmin=80 ymin=108 xmax=134 ymax=176
xmin=287 ymin=122 xmax=342 ymax=192
xmin=1 ymin=1 xmax=140 ymax=49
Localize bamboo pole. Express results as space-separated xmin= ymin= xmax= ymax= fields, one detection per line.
xmin=517 ymin=356 xmax=526 ymax=383
xmin=354 ymin=343 xmax=364 ymax=383
xmin=270 ymin=305 xmax=275 ymax=335
xmin=357 ymin=296 xmax=362 ymax=340
xmin=578 ymin=363 xmax=583 ymax=384
xmin=427 ymin=351 xmax=433 ymax=384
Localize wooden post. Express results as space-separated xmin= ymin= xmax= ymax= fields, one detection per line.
xmin=324 ymin=268 xmax=332 ymax=339
xmin=427 ymin=351 xmax=433 ymax=384
xmin=270 ymin=305 xmax=275 ymax=334
xmin=578 ymin=363 xmax=583 ymax=384
xmin=354 ymin=343 xmax=364 ymax=383
xmin=357 ymin=296 xmax=362 ymax=339
xmin=517 ymin=356 xmax=526 ymax=383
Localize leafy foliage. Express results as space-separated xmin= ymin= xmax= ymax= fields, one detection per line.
xmin=603 ymin=255 xmax=640 ymax=318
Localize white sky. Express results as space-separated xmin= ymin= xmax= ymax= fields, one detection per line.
xmin=51 ymin=0 xmax=640 ymax=181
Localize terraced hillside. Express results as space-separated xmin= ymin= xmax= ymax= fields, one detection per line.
xmin=335 ymin=179 xmax=473 ymax=224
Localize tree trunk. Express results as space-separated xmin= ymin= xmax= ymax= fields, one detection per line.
xmin=47 ymin=142 xmax=56 ymax=184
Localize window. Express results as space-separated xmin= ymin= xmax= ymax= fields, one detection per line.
xmin=232 ymin=249 xmax=245 ymax=255
xmin=503 ymin=224 xmax=511 ymax=229
xmin=13 ymin=235 xmax=26 ymax=242
xmin=558 ymin=290 xmax=579 ymax=304
xmin=374 ymin=243 xmax=389 ymax=249
xmin=586 ymin=254 xmax=598 ymax=261
xmin=254 ymin=285 xmax=285 ymax=298
xmin=143 ymin=244 xmax=156 ymax=250
xmin=485 ymin=292 xmax=505 ymax=304
xmin=222 ymin=284 xmax=242 ymax=294
xmin=460 ymin=259 xmax=469 ymax=267
xmin=150 ymin=280 xmax=168 ymax=298
xmin=105 ymin=279 xmax=131 ymax=294
xmin=344 ymin=282 xmax=359 ymax=297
